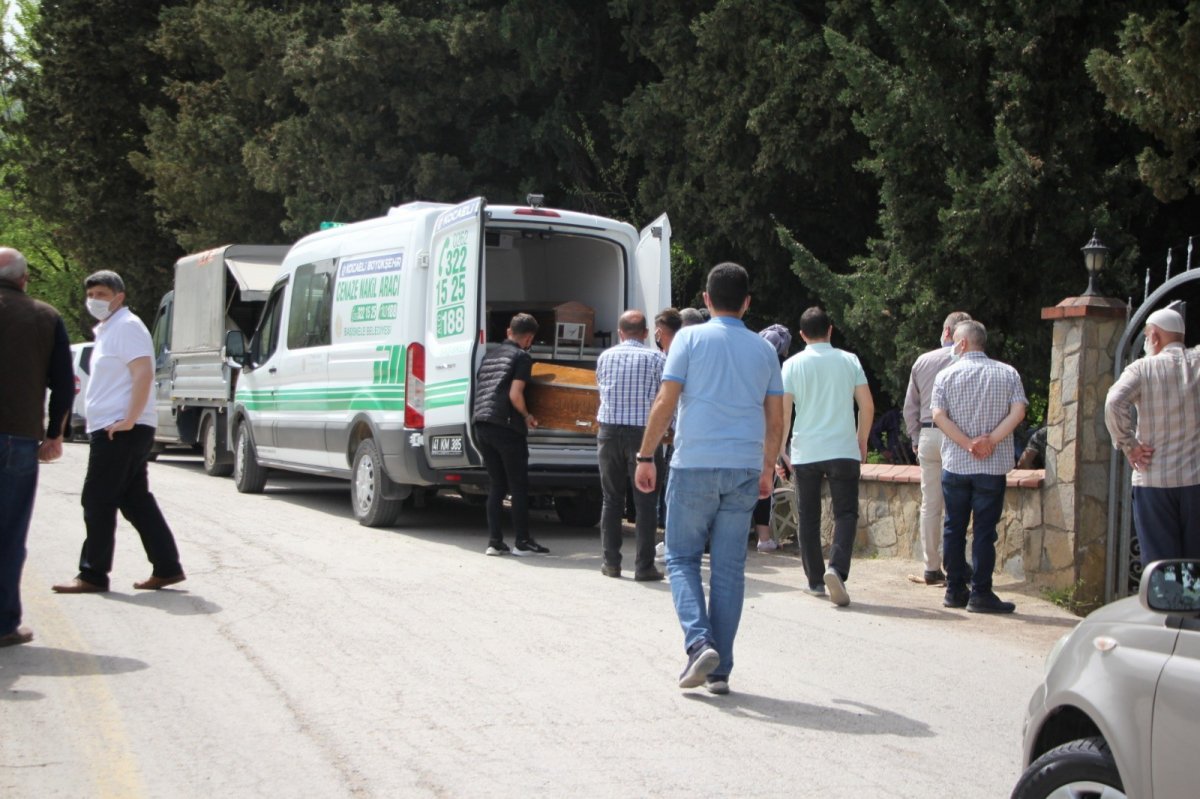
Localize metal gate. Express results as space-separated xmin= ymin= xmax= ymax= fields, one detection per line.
xmin=1105 ymin=266 xmax=1198 ymax=602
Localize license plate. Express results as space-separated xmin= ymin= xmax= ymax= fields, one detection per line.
xmin=430 ymin=435 xmax=463 ymax=456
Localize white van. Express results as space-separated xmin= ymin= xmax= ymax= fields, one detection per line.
xmin=69 ymin=342 xmax=94 ymax=440
xmin=226 ymin=196 xmax=670 ymax=527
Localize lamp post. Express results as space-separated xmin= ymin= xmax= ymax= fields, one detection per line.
xmin=1081 ymin=230 xmax=1109 ymax=297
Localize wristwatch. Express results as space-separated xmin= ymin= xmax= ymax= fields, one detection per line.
xmin=635 ymin=454 xmax=654 ymax=463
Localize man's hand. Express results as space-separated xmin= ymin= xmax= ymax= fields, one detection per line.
xmin=635 ymin=461 xmax=657 ymax=493
xmin=106 ymin=418 xmax=135 ymax=439
xmin=525 ymin=414 xmax=538 ymax=429
xmin=1126 ymin=442 xmax=1154 ymax=471
xmin=38 ymin=438 xmax=63 ymax=462
xmin=968 ymin=436 xmax=995 ymax=459
xmin=758 ymin=467 xmax=773 ymax=499
xmin=859 ymin=438 xmax=869 ymax=464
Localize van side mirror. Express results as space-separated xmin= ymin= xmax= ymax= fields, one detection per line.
xmin=225 ymin=330 xmax=249 ymax=369
xmin=1140 ymin=560 xmax=1200 ymax=615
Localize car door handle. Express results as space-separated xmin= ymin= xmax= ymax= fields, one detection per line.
xmin=268 ymin=367 xmax=277 ymax=374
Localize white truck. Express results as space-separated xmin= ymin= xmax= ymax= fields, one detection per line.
xmin=149 ymin=245 xmax=291 ymax=473
xmin=225 ymin=196 xmax=670 ymax=527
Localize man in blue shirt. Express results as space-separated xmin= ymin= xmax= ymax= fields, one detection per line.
xmin=635 ymin=263 xmax=783 ymax=695
xmin=781 ymin=307 xmax=874 ymax=607
xmin=595 ymin=310 xmax=665 ymax=581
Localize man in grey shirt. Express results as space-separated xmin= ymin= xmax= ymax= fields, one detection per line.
xmin=903 ymin=311 xmax=971 ymax=585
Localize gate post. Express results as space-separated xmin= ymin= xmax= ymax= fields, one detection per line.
xmin=1035 ymin=296 xmax=1127 ymax=606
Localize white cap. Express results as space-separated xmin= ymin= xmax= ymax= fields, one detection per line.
xmin=1146 ymin=308 xmax=1185 ymax=335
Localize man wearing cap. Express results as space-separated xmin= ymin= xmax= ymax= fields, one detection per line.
xmin=903 ymin=311 xmax=972 ymax=586
xmin=1105 ymin=306 xmax=1200 ymax=563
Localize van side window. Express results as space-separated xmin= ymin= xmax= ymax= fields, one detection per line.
xmin=287 ymin=260 xmax=337 ymax=349
xmin=150 ymin=302 xmax=172 ymax=359
xmin=254 ymin=283 xmax=287 ymax=364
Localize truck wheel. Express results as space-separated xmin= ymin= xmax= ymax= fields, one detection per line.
xmin=233 ymin=423 xmax=267 ymax=494
xmin=1011 ymin=737 xmax=1124 ymax=799
xmin=351 ymin=438 xmax=402 ymax=527
xmin=201 ymin=415 xmax=233 ymax=477
xmin=554 ymin=494 xmax=602 ymax=528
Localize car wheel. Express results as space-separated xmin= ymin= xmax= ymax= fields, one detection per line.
xmin=554 ymin=493 xmax=601 ymax=527
xmin=233 ymin=423 xmax=267 ymax=494
xmin=351 ymin=438 xmax=402 ymax=527
xmin=201 ymin=415 xmax=233 ymax=477
xmin=1011 ymin=737 xmax=1125 ymax=799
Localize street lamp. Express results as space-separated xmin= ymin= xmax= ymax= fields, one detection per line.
xmin=1081 ymin=230 xmax=1109 ymax=296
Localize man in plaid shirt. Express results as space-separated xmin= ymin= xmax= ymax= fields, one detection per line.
xmin=595 ymin=310 xmax=666 ymax=581
xmin=932 ymin=320 xmax=1027 ymax=614
xmin=1104 ymin=307 xmax=1200 ymax=564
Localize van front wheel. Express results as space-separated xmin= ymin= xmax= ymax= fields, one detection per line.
xmin=233 ymin=423 xmax=267 ymax=494
xmin=351 ymin=439 xmax=402 ymax=527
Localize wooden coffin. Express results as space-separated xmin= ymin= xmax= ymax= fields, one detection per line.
xmin=525 ymin=362 xmax=599 ymax=435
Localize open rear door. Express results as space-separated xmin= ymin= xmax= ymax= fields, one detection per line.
xmin=634 ymin=214 xmax=672 ymax=315
xmin=423 ymin=197 xmax=486 ymax=467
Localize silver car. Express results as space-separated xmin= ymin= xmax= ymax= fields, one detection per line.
xmin=1013 ymin=559 xmax=1200 ymax=798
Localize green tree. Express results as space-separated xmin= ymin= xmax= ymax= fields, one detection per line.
xmin=1088 ymin=2 xmax=1200 ymax=202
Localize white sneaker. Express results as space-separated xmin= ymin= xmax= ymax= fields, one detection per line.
xmin=655 ymin=541 xmax=666 ymax=562
xmin=823 ymin=567 xmax=850 ymax=607
xmin=756 ymin=538 xmax=778 ymax=553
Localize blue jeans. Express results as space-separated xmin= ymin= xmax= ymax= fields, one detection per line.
xmin=1132 ymin=484 xmax=1200 ymax=565
xmin=665 ymin=467 xmax=760 ymax=679
xmin=1 ymin=435 xmax=39 ymax=636
xmin=941 ymin=470 xmax=1006 ymax=595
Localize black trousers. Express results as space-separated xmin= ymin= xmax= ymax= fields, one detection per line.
xmin=474 ymin=422 xmax=530 ymax=545
xmin=78 ymin=424 xmax=181 ymax=588
xmin=597 ymin=424 xmax=660 ymax=573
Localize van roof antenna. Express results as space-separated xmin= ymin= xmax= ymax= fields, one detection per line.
xmin=526 ymin=193 xmax=545 ymax=209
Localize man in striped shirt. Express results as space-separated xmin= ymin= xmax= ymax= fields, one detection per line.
xmin=932 ymin=320 xmax=1027 ymax=614
xmin=596 ymin=310 xmax=666 ymax=581
xmin=1105 ymin=307 xmax=1200 ymax=563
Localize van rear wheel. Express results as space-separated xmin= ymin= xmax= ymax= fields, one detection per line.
xmin=554 ymin=494 xmax=602 ymax=527
xmin=202 ymin=415 xmax=233 ymax=477
xmin=351 ymin=438 xmax=403 ymax=527
xmin=233 ymin=423 xmax=267 ymax=494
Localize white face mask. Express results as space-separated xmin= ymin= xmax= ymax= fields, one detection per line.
xmin=1143 ymin=337 xmax=1156 ymax=357
xmin=949 ymin=342 xmax=963 ymax=363
xmin=86 ymin=297 xmax=114 ymax=321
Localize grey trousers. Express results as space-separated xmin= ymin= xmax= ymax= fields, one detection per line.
xmin=598 ymin=424 xmax=660 ymax=573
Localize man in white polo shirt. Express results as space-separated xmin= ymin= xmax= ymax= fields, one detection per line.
xmin=52 ymin=271 xmax=185 ymax=594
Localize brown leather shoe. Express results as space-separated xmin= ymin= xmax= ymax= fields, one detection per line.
xmin=133 ymin=573 xmax=186 ymax=590
xmin=0 ymin=626 xmax=34 ymax=647
xmin=52 ymin=578 xmax=107 ymax=594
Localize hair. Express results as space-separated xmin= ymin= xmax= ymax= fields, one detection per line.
xmin=654 ymin=307 xmax=682 ymax=333
xmin=618 ymin=310 xmax=647 ymax=336
xmin=84 ymin=269 xmax=125 ymax=294
xmin=799 ymin=306 xmax=832 ymax=339
xmin=705 ymin=262 xmax=749 ymax=312
xmin=679 ymin=307 xmax=706 ymax=327
xmin=942 ymin=311 xmax=971 ymax=335
xmin=0 ymin=247 xmax=28 ymax=282
xmin=954 ymin=319 xmax=987 ymax=349
xmin=508 ymin=312 xmax=539 ymax=337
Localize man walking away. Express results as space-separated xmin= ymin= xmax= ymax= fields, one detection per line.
xmin=0 ymin=248 xmax=74 ymax=646
xmin=596 ymin=310 xmax=665 ymax=580
xmin=780 ymin=307 xmax=873 ymax=607
xmin=903 ymin=311 xmax=972 ymax=586
xmin=472 ymin=313 xmax=550 ymax=556
xmin=53 ymin=270 xmax=186 ymax=594
xmin=931 ymin=320 xmax=1026 ymax=614
xmin=1105 ymin=307 xmax=1200 ymax=563
xmin=634 ymin=263 xmax=783 ymax=695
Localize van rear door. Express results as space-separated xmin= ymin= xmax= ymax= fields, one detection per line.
xmin=634 ymin=214 xmax=671 ymax=315
xmin=423 ymin=197 xmax=486 ymax=467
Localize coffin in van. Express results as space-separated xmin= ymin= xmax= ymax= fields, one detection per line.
xmin=526 ymin=362 xmax=599 ymax=435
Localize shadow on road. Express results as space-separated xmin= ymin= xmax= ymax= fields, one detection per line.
xmin=0 ymin=647 xmax=148 ymax=702
xmin=684 ymin=692 xmax=935 ymax=737
xmin=100 ymin=590 xmax=222 ymax=617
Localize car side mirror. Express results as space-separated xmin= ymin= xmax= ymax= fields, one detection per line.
xmin=1139 ymin=559 xmax=1200 ymax=615
xmin=224 ymin=330 xmax=249 ymax=370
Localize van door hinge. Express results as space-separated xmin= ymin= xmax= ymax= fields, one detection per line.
xmin=417 ymin=251 xmax=430 ymax=270
xmin=651 ymin=226 xmax=663 ymax=239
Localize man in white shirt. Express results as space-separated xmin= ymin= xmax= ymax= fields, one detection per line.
xmin=52 ymin=271 xmax=185 ymax=594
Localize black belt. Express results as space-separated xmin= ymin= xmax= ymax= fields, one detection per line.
xmin=921 ymin=422 xmax=934 ymax=428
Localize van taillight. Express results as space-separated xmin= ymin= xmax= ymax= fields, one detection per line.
xmin=405 ymin=341 xmax=425 ymax=429
xmin=512 ymin=208 xmax=560 ymax=217
xmin=74 ymin=376 xmax=80 ymax=395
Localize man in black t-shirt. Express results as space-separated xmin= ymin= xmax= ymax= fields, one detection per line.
xmin=471 ymin=313 xmax=550 ymax=556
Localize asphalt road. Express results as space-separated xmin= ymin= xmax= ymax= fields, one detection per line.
xmin=1 ymin=444 xmax=1078 ymax=798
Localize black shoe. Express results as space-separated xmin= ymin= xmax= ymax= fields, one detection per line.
xmin=634 ymin=568 xmax=664 ymax=582
xmin=512 ymin=539 xmax=550 ymax=556
xmin=943 ymin=586 xmax=970 ymax=608
xmin=485 ymin=541 xmax=510 ymax=556
xmin=967 ymin=592 xmax=1016 ymax=614
xmin=924 ymin=570 xmax=946 ymax=585
xmin=601 ymin=563 xmax=621 ymax=578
